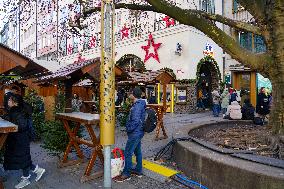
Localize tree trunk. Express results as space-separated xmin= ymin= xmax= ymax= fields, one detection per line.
xmin=269 ymin=79 xmax=284 ymax=135
xmin=268 ymin=0 xmax=284 ymax=135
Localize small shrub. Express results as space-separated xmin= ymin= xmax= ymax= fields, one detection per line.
xmin=24 ymin=89 xmax=45 ymax=140
xmin=41 ymin=90 xmax=82 ymax=156
xmin=116 ymin=98 xmax=131 ymax=127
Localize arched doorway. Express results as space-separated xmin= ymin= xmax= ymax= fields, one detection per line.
xmin=196 ymin=56 xmax=221 ymax=108
xmin=116 ymin=54 xmax=145 ymax=72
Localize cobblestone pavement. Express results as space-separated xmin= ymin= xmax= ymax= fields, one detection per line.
xmin=2 ymin=111 xmax=222 ymax=189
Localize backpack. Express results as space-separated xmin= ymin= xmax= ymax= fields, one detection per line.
xmin=143 ymin=108 xmax=157 ymax=133
xmin=254 ymin=117 xmax=264 ymax=125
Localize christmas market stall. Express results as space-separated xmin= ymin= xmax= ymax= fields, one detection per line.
xmin=0 ymin=43 xmax=49 ymax=115
xmin=36 ymin=58 xmax=127 ymax=114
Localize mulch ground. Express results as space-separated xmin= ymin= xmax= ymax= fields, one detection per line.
xmin=189 ymin=121 xmax=283 ymax=160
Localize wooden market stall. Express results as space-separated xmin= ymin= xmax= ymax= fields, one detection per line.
xmin=0 ymin=43 xmax=49 ymax=112
xmin=37 ymin=58 xmax=127 ymax=113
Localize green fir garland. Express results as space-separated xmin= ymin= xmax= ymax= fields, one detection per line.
xmin=196 ymin=56 xmax=221 ymax=84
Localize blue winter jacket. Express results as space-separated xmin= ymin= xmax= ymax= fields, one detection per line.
xmin=125 ymin=99 xmax=146 ymax=139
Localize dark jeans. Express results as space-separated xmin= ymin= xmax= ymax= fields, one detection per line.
xmin=197 ymin=99 xmax=205 ymax=109
xmin=212 ymin=104 xmax=220 ymax=117
xmin=23 ymin=164 xmax=36 ymax=177
xmin=222 ymin=108 xmax=227 ymax=114
xmin=122 ymin=136 xmax=143 ymax=177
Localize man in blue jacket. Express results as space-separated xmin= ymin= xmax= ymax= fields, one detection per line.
xmin=114 ymin=87 xmax=146 ymax=182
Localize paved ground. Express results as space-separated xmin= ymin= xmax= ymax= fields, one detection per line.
xmin=2 ymin=111 xmax=222 ymax=189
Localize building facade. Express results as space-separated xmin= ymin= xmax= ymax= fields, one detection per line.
xmin=1 ymin=0 xmax=226 ymax=112
xmin=223 ymin=0 xmax=269 ymax=107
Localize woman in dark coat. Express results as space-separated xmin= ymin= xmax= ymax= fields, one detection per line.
xmin=4 ymin=96 xmax=45 ymax=189
xmin=256 ymin=87 xmax=270 ymax=116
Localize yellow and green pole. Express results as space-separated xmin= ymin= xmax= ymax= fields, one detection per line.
xmin=100 ymin=0 xmax=115 ymax=188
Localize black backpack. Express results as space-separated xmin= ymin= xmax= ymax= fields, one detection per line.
xmin=254 ymin=117 xmax=264 ymax=125
xmin=143 ymin=108 xmax=157 ymax=133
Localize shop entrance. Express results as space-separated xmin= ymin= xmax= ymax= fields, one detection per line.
xmin=196 ymin=56 xmax=221 ymax=108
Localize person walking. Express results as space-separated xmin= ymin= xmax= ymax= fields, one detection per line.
xmin=220 ymin=88 xmax=230 ymax=118
xmin=197 ymin=89 xmax=205 ymax=110
xmin=211 ymin=89 xmax=220 ymax=117
xmin=114 ymin=87 xmax=146 ymax=182
xmin=3 ymin=96 xmax=45 ymax=189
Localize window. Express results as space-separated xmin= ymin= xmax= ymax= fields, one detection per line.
xmin=254 ymin=35 xmax=266 ymax=53
xmin=200 ymin=0 xmax=215 ymax=14
xmin=239 ymin=32 xmax=266 ymax=53
xmin=233 ymin=0 xmax=244 ymax=13
xmin=73 ymin=36 xmax=79 ymax=53
xmin=240 ymin=32 xmax=252 ymax=51
xmin=116 ymin=12 xmax=121 ymax=29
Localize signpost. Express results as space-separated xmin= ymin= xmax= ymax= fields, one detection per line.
xmin=100 ymin=0 xmax=115 ymax=188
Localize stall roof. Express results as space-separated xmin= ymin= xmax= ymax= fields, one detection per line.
xmin=33 ymin=59 xmax=70 ymax=73
xmin=37 ymin=58 xmax=128 ymax=83
xmin=0 ymin=43 xmax=48 ymax=78
xmin=118 ymin=70 xmax=176 ymax=85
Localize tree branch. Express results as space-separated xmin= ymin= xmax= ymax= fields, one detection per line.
xmin=83 ymin=2 xmax=262 ymax=36
xmin=84 ymin=3 xmax=156 ymax=17
xmin=237 ymin=0 xmax=266 ymax=23
xmin=145 ymin=0 xmax=272 ymax=75
xmin=193 ymin=10 xmax=262 ymax=35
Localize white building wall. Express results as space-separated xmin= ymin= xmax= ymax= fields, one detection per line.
xmin=60 ymin=24 xmax=224 ymax=80
xmin=59 ymin=0 xmax=224 ymax=80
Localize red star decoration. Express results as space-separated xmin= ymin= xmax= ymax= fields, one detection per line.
xmin=67 ymin=44 xmax=73 ymax=55
xmin=141 ymin=33 xmax=162 ymax=63
xmin=89 ymin=36 xmax=96 ymax=48
xmin=120 ymin=25 xmax=130 ymax=39
xmin=163 ymin=16 xmax=175 ymax=27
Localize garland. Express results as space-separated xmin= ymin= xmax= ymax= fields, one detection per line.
xmin=116 ymin=54 xmax=145 ymax=72
xmin=177 ymin=79 xmax=197 ymax=84
xmin=196 ymin=56 xmax=221 ymax=84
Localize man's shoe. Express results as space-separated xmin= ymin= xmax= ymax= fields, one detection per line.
xmin=131 ymin=171 xmax=142 ymax=178
xmin=15 ymin=176 xmax=31 ymax=189
xmin=113 ymin=175 xmax=131 ymax=183
xmin=33 ymin=165 xmax=45 ymax=182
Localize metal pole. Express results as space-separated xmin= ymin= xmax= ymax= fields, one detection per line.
xmin=35 ymin=0 xmax=38 ymax=58
xmin=100 ymin=1 xmax=115 ymax=188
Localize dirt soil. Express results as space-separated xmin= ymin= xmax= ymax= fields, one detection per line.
xmin=189 ymin=121 xmax=284 ymax=160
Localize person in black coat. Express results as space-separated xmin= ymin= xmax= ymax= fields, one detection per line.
xmin=4 ymin=96 xmax=45 ymax=189
xmin=241 ymin=99 xmax=255 ymax=120
xmin=256 ymin=87 xmax=270 ymax=117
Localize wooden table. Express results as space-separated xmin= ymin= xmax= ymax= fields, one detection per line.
xmin=146 ymin=104 xmax=168 ymax=140
xmin=56 ymin=112 xmax=103 ymax=183
xmin=0 ymin=118 xmax=18 ymax=188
